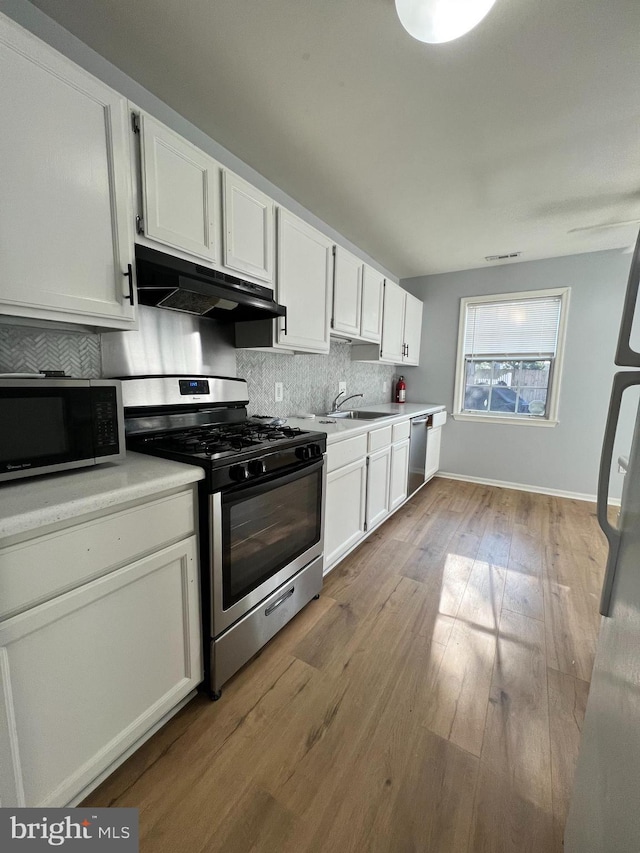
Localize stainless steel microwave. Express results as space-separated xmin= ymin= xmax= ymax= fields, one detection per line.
xmin=0 ymin=378 xmax=125 ymax=483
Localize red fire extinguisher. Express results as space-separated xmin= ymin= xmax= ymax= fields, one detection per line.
xmin=395 ymin=375 xmax=406 ymax=403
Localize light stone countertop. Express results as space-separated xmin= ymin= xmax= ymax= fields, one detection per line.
xmin=285 ymin=402 xmax=446 ymax=444
xmin=0 ymin=452 xmax=204 ymax=540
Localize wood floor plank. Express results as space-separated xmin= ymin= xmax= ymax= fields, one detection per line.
xmin=80 ymin=479 xmax=601 ymax=853
xmin=542 ymin=548 xmax=600 ymax=682
xmin=455 ymin=524 xmax=509 ymax=633
xmin=274 ymin=579 xmax=447 ymax=849
xmin=422 ymin=619 xmax=496 ymax=757
xmin=468 ymin=762 xmax=557 ymax=853
xmin=547 ymin=668 xmax=589 ymax=850
xmin=503 ymin=523 xmax=544 ymax=621
xmin=481 ymin=609 xmax=552 ymax=811
xmin=364 ymin=728 xmax=478 ymax=853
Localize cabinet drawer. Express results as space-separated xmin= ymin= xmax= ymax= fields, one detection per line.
xmin=392 ymin=420 xmax=410 ymax=443
xmin=432 ymin=410 xmax=447 ymax=428
xmin=0 ymin=488 xmax=197 ymax=621
xmin=368 ymin=425 xmax=392 ymax=453
xmin=327 ymin=434 xmax=368 ymax=472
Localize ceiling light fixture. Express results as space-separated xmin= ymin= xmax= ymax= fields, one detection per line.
xmin=395 ymin=0 xmax=498 ymax=44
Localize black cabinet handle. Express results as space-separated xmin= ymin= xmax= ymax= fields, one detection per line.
xmin=123 ymin=264 xmax=134 ymax=304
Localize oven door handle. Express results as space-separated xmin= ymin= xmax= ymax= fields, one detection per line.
xmin=222 ymin=458 xmax=324 ymax=504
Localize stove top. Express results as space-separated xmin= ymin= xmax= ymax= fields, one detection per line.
xmin=120 ymin=375 xmax=327 ymax=490
xmin=129 ymin=420 xmax=313 ymax=463
xmin=127 ymin=418 xmax=327 ymax=490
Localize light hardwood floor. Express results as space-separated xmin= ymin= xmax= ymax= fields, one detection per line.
xmin=83 ymin=477 xmax=606 ymax=852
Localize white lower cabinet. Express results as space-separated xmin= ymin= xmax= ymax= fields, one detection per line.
xmin=426 ymin=425 xmax=442 ymax=481
xmin=323 ymin=419 xmax=415 ymax=572
xmin=390 ymin=438 xmax=410 ymax=510
xmin=366 ymin=446 xmax=392 ymax=530
xmin=0 ymin=490 xmax=202 ymax=808
xmin=325 ymin=458 xmax=367 ymax=568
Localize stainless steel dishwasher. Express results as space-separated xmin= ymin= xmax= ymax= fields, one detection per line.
xmin=408 ymin=414 xmax=430 ymax=496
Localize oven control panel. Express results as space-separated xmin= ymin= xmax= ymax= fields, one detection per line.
xmin=211 ymin=441 xmax=325 ymax=491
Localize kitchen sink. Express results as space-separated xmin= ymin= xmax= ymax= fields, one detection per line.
xmin=326 ymin=410 xmax=390 ymax=420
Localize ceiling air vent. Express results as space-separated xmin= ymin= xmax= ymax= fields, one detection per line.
xmin=485 ymin=252 xmax=522 ymax=262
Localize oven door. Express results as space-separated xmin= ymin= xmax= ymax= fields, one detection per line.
xmin=210 ymin=457 xmax=325 ymax=635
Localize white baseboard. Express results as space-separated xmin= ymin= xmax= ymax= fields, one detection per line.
xmin=436 ymin=471 xmax=621 ymax=507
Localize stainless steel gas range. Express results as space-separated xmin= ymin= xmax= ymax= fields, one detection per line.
xmin=121 ymin=375 xmax=326 ymax=699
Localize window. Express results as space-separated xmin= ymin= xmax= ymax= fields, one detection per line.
xmin=453 ymin=288 xmax=570 ymax=426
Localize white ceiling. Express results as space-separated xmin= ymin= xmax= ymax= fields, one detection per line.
xmin=27 ymin=0 xmax=640 ymax=277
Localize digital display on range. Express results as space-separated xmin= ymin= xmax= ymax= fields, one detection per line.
xmin=179 ymin=379 xmax=210 ymax=395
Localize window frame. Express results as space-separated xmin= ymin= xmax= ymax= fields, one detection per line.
xmin=452 ymin=287 xmax=571 ymax=427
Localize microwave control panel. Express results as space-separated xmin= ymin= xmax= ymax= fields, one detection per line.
xmin=91 ymin=386 xmax=121 ymax=456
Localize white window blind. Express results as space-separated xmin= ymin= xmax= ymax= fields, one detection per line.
xmin=463 ymin=296 xmax=562 ymax=358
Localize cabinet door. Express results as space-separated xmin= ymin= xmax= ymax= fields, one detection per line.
xmin=325 ymin=458 xmax=367 ymax=569
xmin=277 ymin=209 xmax=333 ymax=353
xmin=380 ymin=281 xmax=406 ymax=363
xmin=0 ymin=16 xmax=135 ymax=329
xmin=361 ymin=265 xmax=384 ymax=343
xmin=425 ymin=426 xmax=442 ymax=481
xmin=0 ymin=537 xmax=201 ymax=807
xmin=389 ymin=439 xmax=410 ymax=511
xmin=139 ymin=113 xmax=219 ymax=262
xmin=366 ymin=446 xmax=392 ymax=529
xmin=223 ymin=171 xmax=274 ymax=282
xmin=332 ymin=247 xmax=362 ymax=337
xmin=403 ymin=292 xmax=423 ymax=365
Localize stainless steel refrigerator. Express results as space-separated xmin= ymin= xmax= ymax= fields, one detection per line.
xmin=565 ymin=232 xmax=640 ymax=851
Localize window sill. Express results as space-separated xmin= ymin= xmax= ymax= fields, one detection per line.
xmin=452 ymin=412 xmax=558 ymax=428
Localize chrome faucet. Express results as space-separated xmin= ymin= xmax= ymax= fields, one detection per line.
xmin=330 ymin=391 xmax=364 ymax=413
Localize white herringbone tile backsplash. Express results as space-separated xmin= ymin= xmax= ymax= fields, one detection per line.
xmin=0 ymin=325 xmax=394 ymax=413
xmin=237 ymin=340 xmax=395 ymax=416
xmin=0 ymin=326 xmax=101 ymax=377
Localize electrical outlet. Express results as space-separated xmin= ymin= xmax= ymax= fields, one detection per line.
xmin=274 ymin=382 xmax=283 ymax=403
xmin=383 ymin=379 xmax=389 ymax=393
xmin=338 ymin=381 xmax=347 ymax=396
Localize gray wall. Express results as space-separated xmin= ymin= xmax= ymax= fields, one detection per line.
xmin=402 ymin=249 xmax=634 ymax=500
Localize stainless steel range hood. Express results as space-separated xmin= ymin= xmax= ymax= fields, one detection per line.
xmin=135 ymin=245 xmax=286 ymax=323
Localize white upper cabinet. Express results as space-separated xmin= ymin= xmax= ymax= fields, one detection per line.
xmin=222 ymin=171 xmax=274 ymax=283
xmin=361 ymin=265 xmax=384 ymax=343
xmin=0 ymin=13 xmax=135 ymax=329
xmin=381 ymin=281 xmax=407 ymax=363
xmin=351 ymin=282 xmax=423 ymax=365
xmin=332 ymin=247 xmax=363 ymax=337
xmin=402 ymin=292 xmax=423 ymax=365
xmin=275 ymin=208 xmax=333 ymax=353
xmin=331 ymin=255 xmax=384 ymax=344
xmin=138 ymin=112 xmax=220 ymax=263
